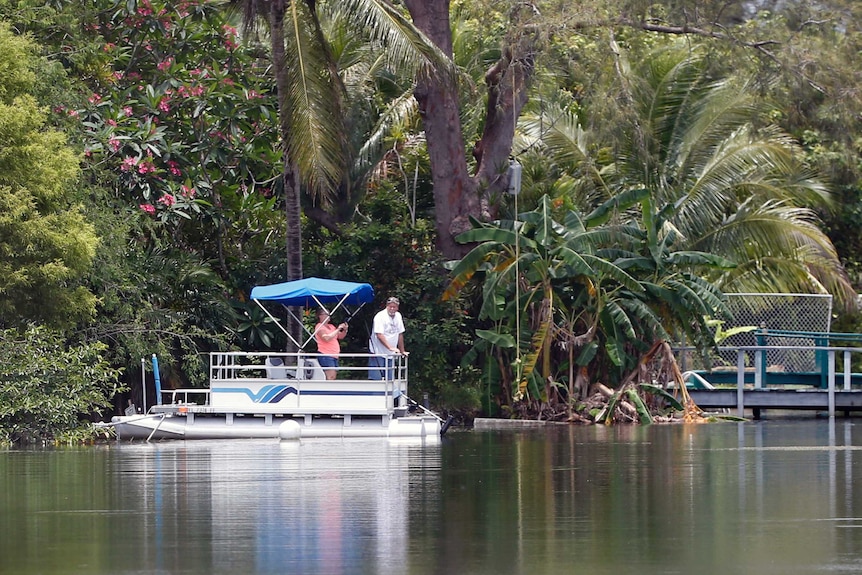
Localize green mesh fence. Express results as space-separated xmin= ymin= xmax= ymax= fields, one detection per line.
xmin=682 ymin=293 xmax=833 ymax=373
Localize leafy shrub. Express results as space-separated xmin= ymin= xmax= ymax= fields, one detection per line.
xmin=0 ymin=326 xmax=125 ymax=445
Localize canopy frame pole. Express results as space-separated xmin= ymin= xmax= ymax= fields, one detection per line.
xmin=255 ymin=299 xmax=302 ymax=349
xmin=251 ymin=279 xmax=373 ymax=352
xmin=255 ymin=293 xmax=358 ymax=351
xmin=300 ymin=293 xmax=354 ymax=350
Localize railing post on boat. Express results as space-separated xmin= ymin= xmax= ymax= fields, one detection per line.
xmin=828 ymin=349 xmax=835 ymax=418
xmin=141 ymin=357 xmax=147 ymax=414
xmin=844 ymin=351 xmax=852 ymax=391
xmin=152 ymin=354 xmax=162 ymax=407
xmin=737 ymin=349 xmax=745 ymax=418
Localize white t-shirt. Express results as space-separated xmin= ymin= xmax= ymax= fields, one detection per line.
xmin=370 ymin=309 xmax=405 ymax=354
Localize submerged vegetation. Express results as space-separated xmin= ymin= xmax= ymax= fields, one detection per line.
xmin=0 ymin=0 xmax=861 ymax=442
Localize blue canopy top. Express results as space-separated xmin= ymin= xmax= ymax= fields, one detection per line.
xmin=250 ymin=277 xmax=374 ymax=307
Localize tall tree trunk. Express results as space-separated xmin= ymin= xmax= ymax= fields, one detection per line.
xmin=403 ymin=0 xmax=477 ymax=258
xmin=404 ymin=0 xmax=537 ymax=259
xmin=271 ymin=0 xmax=303 ymax=351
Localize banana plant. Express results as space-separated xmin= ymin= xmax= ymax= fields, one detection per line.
xmin=446 ymin=191 xmax=735 ymax=413
xmin=444 ymin=195 xmax=642 ymax=406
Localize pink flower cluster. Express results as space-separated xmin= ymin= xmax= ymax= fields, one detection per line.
xmin=121 ymin=156 xmax=157 ymax=174
xmin=223 ymin=25 xmax=238 ymax=50
xmin=177 ymin=84 xmax=205 ymax=98
xmin=177 ymin=0 xmax=202 ymax=17
xmin=137 ymin=0 xmax=154 ymax=17
xmin=54 ymin=106 xmax=80 ymax=118
xmin=137 ymin=187 xmax=197 ymax=217
xmin=121 ymin=157 xmax=138 ymax=172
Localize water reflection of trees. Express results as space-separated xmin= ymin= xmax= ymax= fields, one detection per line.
xmin=439 ymin=422 xmax=862 ymax=573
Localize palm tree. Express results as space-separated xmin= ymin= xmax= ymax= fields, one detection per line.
xmin=227 ymin=0 xmax=446 ymax=346
xmin=518 ymin=42 xmax=855 ymax=308
xmin=230 ymin=0 xmax=444 ymax=204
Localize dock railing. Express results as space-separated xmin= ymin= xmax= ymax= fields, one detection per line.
xmin=678 ymin=329 xmax=862 ymax=389
xmin=674 ymin=333 xmax=862 ymax=417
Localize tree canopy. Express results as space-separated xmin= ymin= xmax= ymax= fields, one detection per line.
xmin=1 ymin=0 xmax=862 ymax=439
xmin=0 ymin=22 xmax=97 ymax=329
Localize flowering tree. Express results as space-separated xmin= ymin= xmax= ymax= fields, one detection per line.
xmin=75 ymin=0 xmax=283 ymax=278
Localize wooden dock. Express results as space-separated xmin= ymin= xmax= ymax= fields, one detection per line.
xmin=680 ymin=331 xmax=862 ymax=417
xmin=688 ymin=388 xmax=862 ymax=415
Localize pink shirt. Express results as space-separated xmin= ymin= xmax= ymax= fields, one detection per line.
xmin=315 ymin=322 xmax=341 ymax=356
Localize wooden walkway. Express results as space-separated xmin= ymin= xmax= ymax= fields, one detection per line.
xmin=687 ymin=388 xmax=862 ymax=416
xmin=679 ymin=330 xmax=862 ymax=417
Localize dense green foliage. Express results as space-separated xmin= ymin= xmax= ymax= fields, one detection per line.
xmin=0 ymin=326 xmax=123 ymax=444
xmin=0 ymin=0 xmax=861 ymax=439
xmin=304 ymin=187 xmax=479 ymax=411
xmin=0 ymin=22 xmax=98 ymax=329
xmin=447 ymin=193 xmax=733 ymax=415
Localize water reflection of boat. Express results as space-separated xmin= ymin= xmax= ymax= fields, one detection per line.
xmin=108 ymin=438 xmax=439 ymax=574
xmin=102 ymin=278 xmax=450 ymax=441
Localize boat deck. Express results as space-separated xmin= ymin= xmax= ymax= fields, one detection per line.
xmin=106 ymin=351 xmax=443 ymax=440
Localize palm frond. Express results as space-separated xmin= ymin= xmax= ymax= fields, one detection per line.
xmin=282 ymin=0 xmax=347 ymax=202
xmin=353 ymin=90 xmax=420 ymax=181
xmin=515 ymin=294 xmax=553 ymax=401
xmin=336 ymin=0 xmax=453 ymax=82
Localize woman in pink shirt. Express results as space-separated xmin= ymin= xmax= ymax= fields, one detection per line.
xmin=314 ymin=309 xmax=348 ymax=379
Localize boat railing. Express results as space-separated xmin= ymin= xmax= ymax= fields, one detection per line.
xmin=209 ymin=351 xmax=409 ymax=383
xmin=149 ymin=351 xmax=410 ymax=412
xmin=202 ymin=351 xmax=410 ymax=415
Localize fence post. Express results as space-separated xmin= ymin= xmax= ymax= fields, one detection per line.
xmin=737 ymin=349 xmax=746 ymax=418
xmin=827 ymin=349 xmax=835 ymax=417
xmin=756 ymin=329 xmax=767 ymax=386
xmin=754 ymin=349 xmax=763 ymax=389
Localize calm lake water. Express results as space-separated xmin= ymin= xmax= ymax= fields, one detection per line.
xmin=2 ymin=419 xmax=862 ymax=574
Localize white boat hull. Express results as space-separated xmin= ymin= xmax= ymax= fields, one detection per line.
xmin=110 ymin=412 xmax=442 ymax=440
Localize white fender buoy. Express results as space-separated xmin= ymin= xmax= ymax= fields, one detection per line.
xmin=278 ymin=419 xmax=301 ymax=440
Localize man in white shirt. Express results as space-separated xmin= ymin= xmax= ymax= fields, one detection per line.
xmin=369 ymin=297 xmax=407 ymax=379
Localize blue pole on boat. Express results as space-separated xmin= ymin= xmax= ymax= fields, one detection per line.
xmin=151 ymin=354 xmax=162 ymax=406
